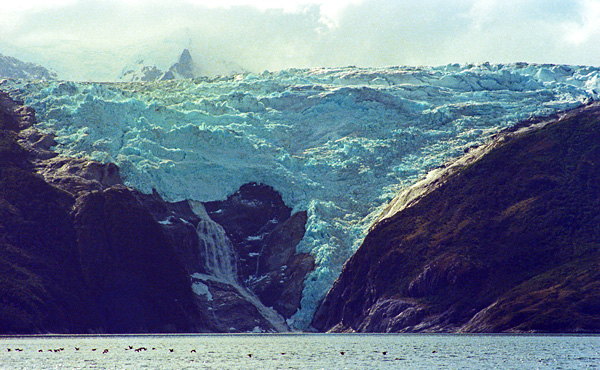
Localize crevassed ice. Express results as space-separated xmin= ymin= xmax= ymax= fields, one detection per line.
xmin=5 ymin=63 xmax=599 ymax=329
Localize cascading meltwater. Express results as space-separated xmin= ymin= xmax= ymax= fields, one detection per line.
xmin=190 ymin=201 xmax=290 ymax=332
xmin=193 ymin=204 xmax=238 ymax=283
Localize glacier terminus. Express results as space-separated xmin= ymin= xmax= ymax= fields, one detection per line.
xmin=4 ymin=62 xmax=599 ymax=329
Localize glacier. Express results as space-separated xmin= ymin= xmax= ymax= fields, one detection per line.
xmin=3 ymin=63 xmax=599 ymax=329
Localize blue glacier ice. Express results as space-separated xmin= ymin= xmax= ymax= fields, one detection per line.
xmin=3 ymin=63 xmax=599 ymax=329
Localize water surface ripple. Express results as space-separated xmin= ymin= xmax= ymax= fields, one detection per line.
xmin=1 ymin=334 xmax=598 ymax=369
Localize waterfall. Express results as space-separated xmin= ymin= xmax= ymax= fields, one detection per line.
xmin=189 ymin=201 xmax=289 ymax=332
xmin=190 ymin=202 xmax=238 ymax=282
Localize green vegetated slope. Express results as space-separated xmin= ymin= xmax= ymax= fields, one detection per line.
xmin=313 ymin=102 xmax=600 ymax=333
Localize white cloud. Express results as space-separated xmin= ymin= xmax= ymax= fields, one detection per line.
xmin=0 ymin=0 xmax=597 ymax=81
xmin=564 ymin=0 xmax=600 ymax=45
xmin=0 ymin=0 xmax=78 ymax=12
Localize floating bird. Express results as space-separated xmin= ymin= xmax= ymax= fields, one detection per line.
xmin=7 ymin=349 xmax=10 ymax=352
xmin=382 ymin=351 xmax=387 ymax=355
xmin=340 ymin=351 xmax=345 ymax=355
xmin=92 ymin=349 xmax=97 ymax=351
xmin=432 ymin=350 xmax=437 ymax=353
xmin=169 ymin=349 xmax=174 ymax=353
xmin=281 ymin=353 xmax=286 ymax=355
xmin=248 ymin=354 xmax=252 ymax=358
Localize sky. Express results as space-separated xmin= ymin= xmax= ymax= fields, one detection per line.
xmin=0 ymin=0 xmax=599 ymax=81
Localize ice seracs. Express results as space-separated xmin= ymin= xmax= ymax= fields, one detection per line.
xmin=4 ymin=62 xmax=599 ymax=329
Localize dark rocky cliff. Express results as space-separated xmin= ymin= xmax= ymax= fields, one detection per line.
xmin=312 ymin=102 xmax=600 ymax=333
xmin=0 ymin=91 xmax=313 ymax=333
xmin=0 ymin=91 xmax=205 ymax=333
xmin=205 ymin=184 xmax=314 ymax=321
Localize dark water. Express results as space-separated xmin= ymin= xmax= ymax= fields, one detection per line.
xmin=1 ymin=334 xmax=599 ymax=369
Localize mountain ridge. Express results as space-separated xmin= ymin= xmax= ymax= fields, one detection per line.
xmin=0 ymin=53 xmax=57 ymax=80
xmin=119 ymin=48 xmax=246 ymax=81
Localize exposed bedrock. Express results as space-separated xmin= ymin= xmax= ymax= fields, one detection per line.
xmin=204 ymin=183 xmax=293 ymax=281
xmin=251 ymin=211 xmax=314 ymax=319
xmin=1 ymin=93 xmax=93 ymax=333
xmin=133 ymin=190 xmax=207 ymax=277
xmin=2 ymin=90 xmax=311 ymax=333
xmin=313 ymin=102 xmax=600 ymax=333
xmin=73 ymin=186 xmax=203 ymax=333
xmin=204 ymin=183 xmax=315 ymax=321
xmin=190 ymin=276 xmax=277 ymax=332
xmin=1 ymin=91 xmax=207 ymax=333
xmin=134 ymin=182 xmax=315 ymax=330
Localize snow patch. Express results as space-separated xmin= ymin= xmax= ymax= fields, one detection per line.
xmin=191 ymin=281 xmax=212 ymax=301
xmin=158 ymin=217 xmax=173 ymax=225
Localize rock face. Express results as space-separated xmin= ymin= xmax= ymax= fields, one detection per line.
xmin=251 ymin=211 xmax=314 ymax=318
xmin=1 ymin=92 xmax=92 ymax=333
xmin=132 ymin=191 xmax=203 ymax=272
xmin=73 ymin=186 xmax=203 ymax=333
xmin=312 ymin=102 xmax=600 ymax=333
xmin=205 ymin=183 xmax=315 ymax=321
xmin=165 ymin=49 xmax=196 ymax=80
xmin=134 ymin=182 xmax=315 ymax=332
xmin=0 ymin=90 xmax=313 ymax=333
xmin=0 ymin=91 xmax=206 ymax=333
xmin=119 ymin=49 xmax=198 ymax=82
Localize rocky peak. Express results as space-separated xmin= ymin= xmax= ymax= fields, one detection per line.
xmin=120 ymin=49 xmax=199 ymax=82
xmin=165 ymin=48 xmax=197 ymax=80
